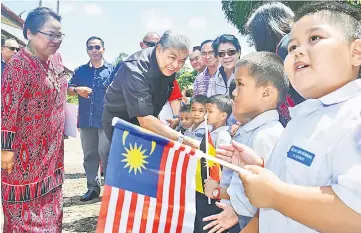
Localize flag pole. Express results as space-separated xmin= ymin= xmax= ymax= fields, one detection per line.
xmin=204 ymin=114 xmax=211 ymax=205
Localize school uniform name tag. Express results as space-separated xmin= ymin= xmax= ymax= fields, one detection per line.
xmin=287 ymin=145 xmax=315 ymax=167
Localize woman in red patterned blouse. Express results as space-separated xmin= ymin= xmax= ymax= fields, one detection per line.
xmin=1 ymin=7 xmax=67 ymax=232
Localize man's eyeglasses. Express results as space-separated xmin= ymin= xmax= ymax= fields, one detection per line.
xmin=87 ymin=45 xmax=102 ymax=51
xmin=37 ymin=30 xmax=65 ymax=41
xmin=201 ymin=51 xmax=215 ymax=57
xmin=218 ymin=49 xmax=237 ymax=58
xmin=143 ymin=41 xmax=157 ymax=47
xmin=3 ymin=46 xmax=20 ymax=52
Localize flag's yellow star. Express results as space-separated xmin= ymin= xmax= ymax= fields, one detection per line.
xmin=121 ymin=143 xmax=149 ymax=175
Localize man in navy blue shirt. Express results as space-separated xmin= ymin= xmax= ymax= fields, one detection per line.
xmin=68 ymin=36 xmax=114 ymax=201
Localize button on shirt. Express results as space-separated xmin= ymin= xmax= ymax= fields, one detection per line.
xmin=228 ymin=110 xmax=284 ymax=217
xmin=103 ymin=47 xmax=175 ymax=126
xmin=260 ymin=80 xmax=361 ymax=233
xmin=207 ymin=67 xmax=234 ymax=97
xmin=69 ymin=60 xmax=114 ymax=128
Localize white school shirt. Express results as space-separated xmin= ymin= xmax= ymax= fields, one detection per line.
xmin=184 ymin=121 xmax=209 ymax=142
xmin=227 ymin=110 xmax=284 ymax=217
xmin=260 ymin=80 xmax=361 ymax=233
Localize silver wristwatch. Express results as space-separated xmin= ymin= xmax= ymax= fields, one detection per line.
xmin=177 ymin=134 xmax=184 ymax=143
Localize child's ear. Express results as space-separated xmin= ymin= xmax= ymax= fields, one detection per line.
xmin=351 ymin=39 xmax=361 ymax=67
xmin=221 ymin=112 xmax=227 ymax=121
xmin=261 ymin=86 xmax=272 ymax=101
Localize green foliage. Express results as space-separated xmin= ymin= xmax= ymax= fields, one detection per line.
xmin=221 ymin=0 xmax=361 ymax=34
xmin=66 ymin=94 xmax=78 ymax=105
xmin=176 ymin=65 xmax=197 ymax=90
xmin=114 ymin=52 xmax=129 ymax=66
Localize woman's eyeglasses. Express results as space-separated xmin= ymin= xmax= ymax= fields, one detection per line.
xmin=87 ymin=45 xmax=102 ymax=51
xmin=37 ymin=30 xmax=65 ymax=41
xmin=218 ymin=49 xmax=237 ymax=58
xmin=4 ymin=46 xmax=20 ymax=52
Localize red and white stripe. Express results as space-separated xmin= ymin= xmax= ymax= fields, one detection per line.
xmin=96 ymin=142 xmax=198 ymax=233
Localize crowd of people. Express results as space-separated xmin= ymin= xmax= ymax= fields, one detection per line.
xmin=1 ymin=1 xmax=361 ymax=233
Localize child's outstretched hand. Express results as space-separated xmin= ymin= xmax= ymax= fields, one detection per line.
xmin=216 ymin=140 xmax=263 ymax=168
xmin=239 ymin=165 xmax=285 ymax=208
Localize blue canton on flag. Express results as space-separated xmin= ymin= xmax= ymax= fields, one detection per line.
xmin=97 ymin=118 xmax=199 ymax=233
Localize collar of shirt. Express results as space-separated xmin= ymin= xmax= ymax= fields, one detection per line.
xmin=89 ymin=59 xmax=108 ymax=68
xmin=191 ymin=121 xmax=208 ymax=133
xmin=289 ymin=79 xmax=361 ymax=119
xmin=148 ymin=47 xmax=164 ymax=77
xmin=242 ymin=110 xmax=279 ymax=133
xmin=211 ymin=125 xmax=229 ymax=134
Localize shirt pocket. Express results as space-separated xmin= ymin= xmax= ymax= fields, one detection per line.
xmin=286 ymin=138 xmax=328 ymax=186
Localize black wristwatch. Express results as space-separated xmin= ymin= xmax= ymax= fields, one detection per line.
xmin=74 ymin=87 xmax=78 ymax=94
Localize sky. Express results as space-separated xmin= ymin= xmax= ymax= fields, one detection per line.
xmin=3 ymin=0 xmax=254 ymax=71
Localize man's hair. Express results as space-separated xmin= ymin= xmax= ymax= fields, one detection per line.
xmin=295 ymin=2 xmax=361 ymax=41
xmin=245 ymin=2 xmax=294 ymax=52
xmin=212 ymin=34 xmax=241 ymax=56
xmin=206 ymin=94 xmax=233 ymax=119
xmin=158 ymin=30 xmax=190 ymax=51
xmin=86 ymin=36 xmax=105 ymax=47
xmin=200 ymin=40 xmax=213 ymax=49
xmin=193 ymin=46 xmax=201 ymax=52
xmin=185 ymin=89 xmax=193 ymax=97
xmin=191 ymin=95 xmax=208 ymax=106
xmin=236 ymin=52 xmax=289 ymax=106
xmin=23 ymin=7 xmax=62 ymax=40
xmin=180 ymin=104 xmax=191 ymax=113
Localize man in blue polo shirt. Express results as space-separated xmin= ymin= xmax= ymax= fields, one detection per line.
xmin=68 ymin=36 xmax=114 ymax=201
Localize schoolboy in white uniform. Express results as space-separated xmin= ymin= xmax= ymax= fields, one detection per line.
xmin=217 ymin=2 xmax=361 ymax=233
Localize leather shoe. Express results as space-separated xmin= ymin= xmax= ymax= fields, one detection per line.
xmin=80 ymin=190 xmax=99 ymax=202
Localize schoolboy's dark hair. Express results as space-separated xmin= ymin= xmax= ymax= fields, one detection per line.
xmin=191 ymin=95 xmax=207 ymax=106
xmin=206 ymin=94 xmax=232 ymax=119
xmin=185 ymin=89 xmax=193 ymax=97
xmin=295 ymin=2 xmax=361 ymax=41
xmin=180 ymin=104 xmax=190 ymax=113
xmin=236 ymin=52 xmax=289 ymax=106
xmin=193 ymin=46 xmax=201 ymax=52
xmin=23 ymin=7 xmax=62 ymax=40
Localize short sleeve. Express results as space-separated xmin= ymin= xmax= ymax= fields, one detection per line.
xmin=68 ymin=67 xmax=80 ymax=87
xmin=120 ymin=65 xmax=154 ymax=119
xmin=215 ymin=130 xmax=232 ymax=149
xmin=331 ymin=119 xmax=361 ymax=214
xmin=168 ymin=80 xmax=182 ymax=101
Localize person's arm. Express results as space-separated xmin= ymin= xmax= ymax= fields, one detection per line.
xmin=1 ymin=58 xmax=29 ymax=173
xmin=137 ymin=115 xmax=199 ymax=148
xmin=119 ymin=66 xmax=199 ymax=149
xmin=220 ymin=186 xmax=230 ymax=200
xmin=67 ymin=67 xmax=92 ymax=98
xmin=240 ymin=211 xmax=259 ymax=233
xmin=274 ymin=185 xmax=361 ymax=233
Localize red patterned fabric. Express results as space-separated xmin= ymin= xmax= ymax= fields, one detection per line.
xmin=1 ymin=49 xmax=67 ymax=230
xmin=2 ymin=186 xmax=63 ymax=232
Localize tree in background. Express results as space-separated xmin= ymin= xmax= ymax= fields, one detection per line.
xmin=221 ymin=0 xmax=361 ymax=35
xmin=114 ymin=52 xmax=129 ymax=66
xmin=176 ymin=64 xmax=197 ymax=91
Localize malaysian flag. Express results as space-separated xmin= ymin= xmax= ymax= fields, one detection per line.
xmin=96 ymin=118 xmax=198 ymax=233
